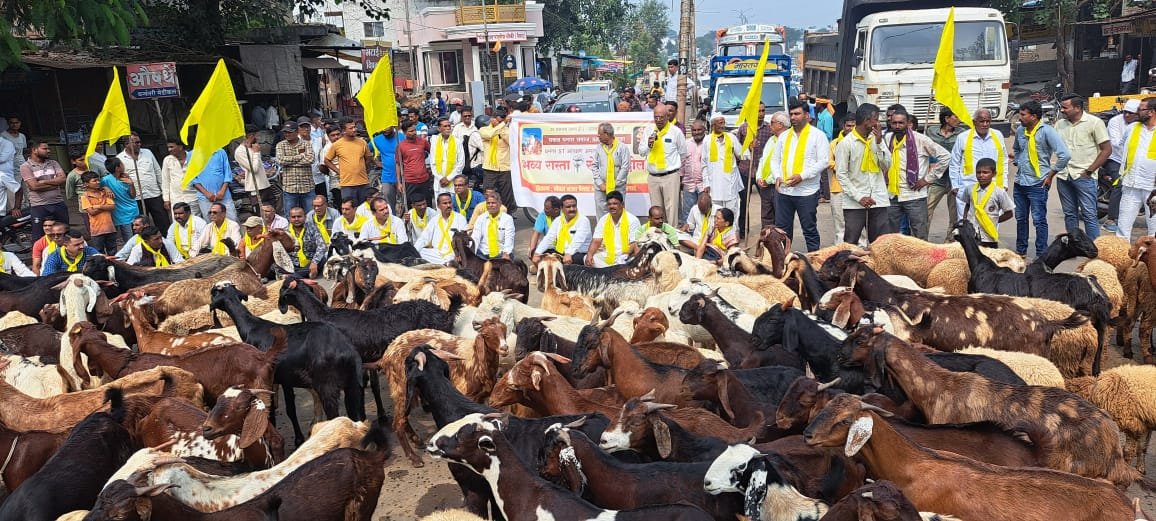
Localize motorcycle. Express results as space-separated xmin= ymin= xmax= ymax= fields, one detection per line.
xmin=0 ymin=214 xmax=35 ymax=255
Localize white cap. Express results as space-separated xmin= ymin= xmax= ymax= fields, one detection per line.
xmin=1124 ymin=99 xmax=1142 ymax=113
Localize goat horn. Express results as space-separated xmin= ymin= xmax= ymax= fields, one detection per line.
xmin=858 ymin=402 xmax=895 ymax=417
xmin=643 ymin=401 xmax=677 ymax=413
xmin=804 ymin=363 xmax=815 ymax=379
xmin=564 ymin=417 xmax=587 ymax=429
xmin=639 ymin=389 xmax=657 ymax=402
xmin=861 ymin=491 xmax=873 ymax=499
xmin=816 ymin=377 xmax=842 ymax=391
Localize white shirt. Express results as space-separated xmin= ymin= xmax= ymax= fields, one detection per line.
xmin=408 ymin=207 xmax=438 ymax=238
xmin=949 ymin=129 xmax=1010 ymax=191
xmin=117 ymin=148 xmax=165 ymax=200
xmin=471 ymin=211 xmax=515 ymax=257
xmin=534 ymin=213 xmax=593 ymax=256
xmin=167 ymin=216 xmax=207 ymax=257
xmin=417 ymin=212 xmax=468 ymax=264
xmin=1123 ymin=59 xmax=1139 ymax=83
xmin=115 ymin=234 xmax=141 ymax=261
xmin=310 ymin=132 xmax=328 ymax=185
xmin=161 ymin=152 xmax=200 ymax=205
xmin=126 ymin=239 xmax=186 ymax=266
xmin=0 ymin=252 xmax=33 ymax=276
xmin=335 ymin=215 xmax=366 ymax=239
xmin=356 ymin=201 xmax=375 ymax=220
xmin=638 ymin=123 xmax=687 ymax=174
xmin=1108 ymin=113 xmax=1130 ymax=164
xmin=877 ymin=131 xmax=950 ymax=202
xmin=265 ymin=214 xmax=289 ymax=231
xmin=664 ymin=75 xmax=695 ymax=102
xmin=0 ymin=132 xmax=26 ymax=163
xmin=684 ymin=205 xmax=719 ymax=246
xmin=755 ymin=133 xmax=782 ymax=184
xmin=769 ymin=125 xmax=831 ymax=197
xmin=0 ymin=138 xmax=14 ymax=176
xmin=1120 ymin=122 xmax=1156 ymax=190
xmin=591 ymin=212 xmax=641 ymax=267
xmin=359 ymin=215 xmax=409 ymax=244
xmin=701 ymin=131 xmax=745 ymax=201
xmin=428 ymin=134 xmax=465 ymax=194
xmin=191 ymin=219 xmax=242 ymax=257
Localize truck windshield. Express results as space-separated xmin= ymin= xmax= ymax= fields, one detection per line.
xmin=719 ymin=42 xmax=787 ymax=57
xmin=869 ymin=21 xmax=1005 ymax=68
xmin=714 ymin=83 xmax=786 ymax=114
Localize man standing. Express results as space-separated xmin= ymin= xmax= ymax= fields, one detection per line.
xmin=118 ymin=132 xmax=169 ymax=232
xmin=1103 ymin=99 xmax=1141 ymax=232
xmin=324 ymin=118 xmax=374 ymax=204
xmin=161 ymin=139 xmax=201 ymax=218
xmin=471 ymin=192 xmax=514 ymax=260
xmin=878 ymin=110 xmax=949 ymax=241
xmin=359 ymin=197 xmax=408 ymax=245
xmin=1056 ymin=94 xmax=1110 ymax=239
xmin=277 ymin=122 xmax=316 ymax=217
xmin=1 ymin=117 xmax=27 ymax=164
xmin=585 ymin=190 xmax=640 ymax=267
xmin=396 ymin=120 xmax=433 ymax=209
xmin=702 ymin=115 xmax=744 ymax=221
xmin=167 ymin=202 xmax=205 ymax=260
xmin=416 ymin=192 xmax=467 ymax=265
xmin=681 ymin=119 xmax=708 ymax=223
xmin=429 ymin=117 xmax=464 ymax=197
xmin=815 ymin=100 xmax=835 ymax=140
xmin=306 ymin=194 xmax=339 ymax=246
xmin=303 ymin=120 xmax=327 ymax=197
xmin=592 ymin=123 xmax=631 ymax=220
xmin=125 ymin=226 xmax=183 ymax=266
xmin=286 ymin=206 xmax=327 ymax=278
xmin=640 ymin=105 xmax=687 ymax=227
xmin=1115 ymin=97 xmax=1156 ymax=239
xmin=1122 ymin=55 xmax=1140 ymax=95
xmin=0 ymin=134 xmax=15 ymax=215
xmin=190 ymin=148 xmax=236 ymax=222
xmin=735 ymin=102 xmax=773 ymax=237
xmin=754 ymin=112 xmax=789 ymax=229
xmin=191 ymin=202 xmax=241 ymax=256
xmin=1012 ymin=100 xmax=1071 ymax=256
xmin=371 ymin=126 xmax=402 ymax=212
xmin=827 ymin=115 xmax=859 ymax=243
xmin=835 ymin=103 xmax=890 ymax=244
xmin=949 ymin=109 xmax=1008 ymax=217
xmin=18 ymin=139 xmax=67 ymax=240
xmin=479 ymin=108 xmax=516 ymax=215
xmin=532 ymin=194 xmax=591 ymax=265
xmin=769 ymin=101 xmax=829 ymax=251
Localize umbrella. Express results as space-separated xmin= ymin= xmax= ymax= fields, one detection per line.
xmin=506 ymin=77 xmax=553 ymax=93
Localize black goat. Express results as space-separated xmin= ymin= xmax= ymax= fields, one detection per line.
xmin=0 ymin=272 xmax=69 ymax=317
xmin=559 ymin=242 xmax=663 ymax=296
xmin=209 ymin=281 xmax=364 ymax=446
xmin=679 ymin=293 xmax=802 ymax=369
xmin=82 ymin=254 xmax=236 ymax=295
xmin=0 ymin=272 xmax=39 ymax=292
xmin=277 ymin=278 xmax=460 ymax=414
xmin=0 ymin=390 xmax=141 ymax=521
xmin=956 ymin=219 xmax=1110 ymax=374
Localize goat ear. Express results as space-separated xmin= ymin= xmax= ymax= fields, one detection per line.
xmin=414 ymin=352 xmax=427 ymax=371
xmin=831 ymin=296 xmax=854 ymax=329
xmin=718 ymin=374 xmax=736 ymax=422
xmin=531 ymin=367 xmax=543 ymax=391
xmin=650 ymin=417 xmax=672 ymax=459
xmin=239 ymin=400 xmax=270 ymax=449
xmin=782 ymin=295 xmax=796 ymax=309
xmin=544 ymin=353 xmax=571 ymax=365
xmin=844 ymin=416 xmax=873 ymax=457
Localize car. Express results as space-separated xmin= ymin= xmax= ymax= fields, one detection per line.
xmin=548 ymin=91 xmax=616 ymax=113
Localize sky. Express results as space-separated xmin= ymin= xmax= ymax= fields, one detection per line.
xmin=687 ymin=0 xmax=843 ymax=31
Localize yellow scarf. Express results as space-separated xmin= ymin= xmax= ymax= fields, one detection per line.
xmin=60 ymin=249 xmax=83 ymax=272
xmin=710 ymin=132 xmax=735 ymax=173
xmin=1023 ymin=123 xmax=1042 ymax=178
xmin=312 ymin=213 xmax=331 ymax=244
xmin=434 ymin=135 xmax=458 ymax=176
xmin=340 ymin=215 xmax=367 ymax=236
xmin=557 ymin=214 xmax=579 ymax=253
xmin=603 ymin=139 xmax=619 ymax=192
xmin=851 ymin=129 xmax=880 ymax=173
xmin=603 ymin=213 xmax=630 ymax=264
xmin=455 ymin=191 xmax=473 ymax=218
xmin=712 ymin=226 xmax=733 ymax=249
xmin=372 ymin=217 xmax=395 ymax=244
xmin=486 ymin=212 xmax=503 ymax=257
xmin=781 ymin=125 xmax=811 ymax=178
xmin=137 ymin=236 xmax=170 ymax=267
xmin=46 ymin=241 xmax=58 ymax=257
xmin=244 ymin=227 xmax=266 ymax=254
xmin=436 ymin=215 xmax=454 ymax=254
xmin=971 ymin=183 xmax=999 ymax=240
xmin=173 ymin=221 xmax=195 ymax=258
xmin=411 ymin=208 xmax=429 ymax=234
xmin=759 ymin=135 xmax=779 ymax=181
xmin=211 ymin=222 xmax=230 ymax=255
xmin=887 ymin=134 xmax=905 ymax=196
xmin=289 ymin=225 xmax=309 ymax=267
xmin=486 ymin=123 xmax=504 ymax=169
xmin=963 ymin=130 xmax=1006 ymax=187
xmin=647 ymin=121 xmax=674 ymax=171
xmin=1123 ymin=122 xmax=1156 ymax=174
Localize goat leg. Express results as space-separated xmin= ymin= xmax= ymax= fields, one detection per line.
xmin=1144 ymin=313 xmax=1156 ymax=365
xmin=367 ymin=370 xmax=386 ymax=417
xmin=1119 ymin=314 xmax=1136 ymax=359
xmin=393 ymin=416 xmax=425 ymax=467
xmin=1141 ymin=431 xmax=1152 ymax=475
xmin=282 ymin=385 xmax=307 ymax=447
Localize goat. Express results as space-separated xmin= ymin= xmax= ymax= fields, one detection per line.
xmin=0 ymin=353 xmax=69 ymax=397
xmin=427 ymin=413 xmax=714 ymax=521
xmin=575 ymin=326 xmax=694 ymax=406
xmin=82 ymin=253 xmax=238 ymax=293
xmin=702 ymin=444 xmax=831 ymax=521
xmin=136 ymin=391 xmax=282 ymax=470
xmin=0 ymin=323 xmax=62 ymax=360
xmin=681 ymin=362 xmax=803 ymax=438
xmin=0 ymin=424 xmax=69 ymax=495
xmin=450 ymin=230 xmax=530 ymax=303
xmin=598 ymin=396 xmax=738 ymax=461
xmin=536 ymin=254 xmax=597 ymax=320
xmin=511 ymin=316 xmax=606 ymax=389
xmin=0 ymin=272 xmax=69 ymax=319
xmin=803 ymin=394 xmax=1139 ymax=521
xmin=209 ymin=281 xmax=364 ymax=445
xmin=679 ymin=292 xmax=799 ymax=369
xmin=560 ymin=241 xmax=667 ymax=313
xmin=821 ymin=480 xmax=960 ymax=521
xmin=116 ymin=292 xmax=234 ymax=355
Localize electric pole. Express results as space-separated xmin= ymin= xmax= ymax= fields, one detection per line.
xmin=676 ymin=0 xmax=693 ymax=124
xmin=403 ymin=0 xmax=419 ymax=92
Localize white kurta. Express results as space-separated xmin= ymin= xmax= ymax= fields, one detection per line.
xmin=471 ymin=212 xmax=515 ymax=258
xmin=591 ymin=212 xmax=641 ymax=267
xmin=166 ymin=216 xmax=207 ymax=258
xmin=534 ymin=214 xmax=593 ymax=256
xmin=428 ymin=134 xmax=465 ymax=195
xmin=701 ymin=132 xmax=745 ymax=202
xmin=417 ymin=212 xmax=468 ymax=264
xmin=358 ymin=215 xmax=409 ymax=245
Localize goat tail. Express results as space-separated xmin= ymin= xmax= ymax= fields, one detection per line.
xmin=361 ymin=415 xmax=393 ymax=453
xmin=447 ymin=293 xmax=465 ymax=318
xmin=105 ymin=387 xmax=126 ymax=423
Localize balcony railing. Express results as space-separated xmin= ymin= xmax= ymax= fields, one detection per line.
xmin=455 ymin=3 xmax=526 ymax=25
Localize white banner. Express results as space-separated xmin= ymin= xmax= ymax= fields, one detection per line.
xmin=508 ymin=112 xmax=658 ymax=217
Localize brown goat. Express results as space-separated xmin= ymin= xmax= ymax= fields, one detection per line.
xmin=369 ymin=316 xmax=508 ymax=466
xmin=629 ymin=307 xmax=669 ymax=343
xmin=804 ymin=394 xmax=1138 ymax=521
xmin=136 ymin=393 xmax=282 ymax=469
xmin=0 ymin=424 xmax=69 ymax=493
xmin=821 ymin=480 xmax=943 ymax=521
xmin=71 ymin=322 xmax=279 ymax=406
xmin=536 ymin=254 xmax=597 ymax=321
xmin=116 ymin=292 xmax=234 ymax=355
xmin=577 ymin=327 xmax=694 ymax=406
xmin=599 ymin=394 xmax=762 ymax=460
xmin=843 ymin=326 xmax=1141 ymax=488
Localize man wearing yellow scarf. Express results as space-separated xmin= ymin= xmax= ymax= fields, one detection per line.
xmin=948 ymin=109 xmax=1008 ymax=218
xmin=834 ymin=103 xmax=891 ymax=244
xmin=585 ymin=190 xmax=641 ymax=268
xmin=166 ymin=203 xmax=206 ymax=260
xmin=878 ymin=110 xmax=949 ymax=242
xmin=306 ymin=195 xmax=339 ymax=245
xmin=336 ymin=198 xmax=369 ymax=240
xmin=41 ymin=230 xmax=100 ymax=275
xmin=639 ymin=105 xmax=687 ymax=227
xmin=126 ymin=226 xmax=184 ymax=266
xmin=702 ymin=115 xmax=745 ymax=218
xmin=768 ymin=102 xmax=831 ymax=251
xmin=287 ymin=207 xmax=329 ymax=278
xmin=471 ymin=192 xmax=514 ymax=260
xmin=1011 ymin=100 xmax=1071 ymax=256
xmin=478 ymin=107 xmax=518 ymax=215
xmin=430 ymin=118 xmax=465 ymax=196
xmin=1115 ymin=97 xmax=1156 ymax=240
xmin=416 ymin=193 xmax=468 ymax=265
xmin=190 ymin=202 xmax=241 ymax=257
xmin=532 ymin=194 xmax=592 ymax=266
xmin=592 ymin=123 xmax=631 ymax=220
xmin=359 ymin=198 xmax=409 ymax=245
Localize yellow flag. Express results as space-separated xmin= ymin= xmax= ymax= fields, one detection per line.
xmin=85 ymin=68 xmax=131 ymax=161
xmin=357 ymin=53 xmax=399 ymax=136
xmin=932 ymin=8 xmax=976 ymax=129
xmin=179 ymin=59 xmax=244 ymax=189
xmin=738 ymin=39 xmax=772 ymax=152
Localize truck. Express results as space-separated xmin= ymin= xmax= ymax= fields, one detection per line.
xmin=803 ymin=0 xmax=1011 ymax=123
xmin=706 ymin=24 xmax=795 ymax=128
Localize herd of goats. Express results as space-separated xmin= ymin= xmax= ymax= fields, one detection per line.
xmin=1 ymin=220 xmax=1156 ymax=521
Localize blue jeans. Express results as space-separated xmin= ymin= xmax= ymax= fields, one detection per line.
xmin=775 ymin=192 xmax=820 ymax=251
xmin=1056 ymin=175 xmax=1101 ymax=239
xmin=681 ymin=189 xmax=702 ymax=224
xmin=1014 ymin=182 xmax=1050 ymax=256
xmin=196 ymin=193 xmax=237 ymax=222
xmin=282 ymin=192 xmax=313 ymax=217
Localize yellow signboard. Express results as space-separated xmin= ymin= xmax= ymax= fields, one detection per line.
xmin=722 ymin=59 xmax=780 ymax=72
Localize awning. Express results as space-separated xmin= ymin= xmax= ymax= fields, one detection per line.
xmin=302 ymin=57 xmax=346 ymax=69
xmin=22 ymin=50 xmax=219 ymax=70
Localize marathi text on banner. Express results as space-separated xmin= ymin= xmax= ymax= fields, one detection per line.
xmin=125 ymin=62 xmax=181 ymax=100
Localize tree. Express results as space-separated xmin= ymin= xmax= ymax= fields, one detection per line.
xmin=538 ymin=0 xmax=630 ymax=55
xmin=991 ymin=0 xmax=1117 ymax=89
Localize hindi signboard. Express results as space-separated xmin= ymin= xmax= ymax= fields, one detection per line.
xmin=362 ymin=44 xmax=387 ymax=73
xmin=125 ymin=62 xmax=180 ymax=100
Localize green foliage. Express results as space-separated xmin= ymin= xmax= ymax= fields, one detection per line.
xmin=0 ymin=0 xmax=148 ymax=70
xmin=539 ymin=0 xmax=631 ymax=54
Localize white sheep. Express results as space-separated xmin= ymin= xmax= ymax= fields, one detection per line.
xmin=57 ymin=274 xmax=105 ymax=390
xmin=0 ymin=311 xmax=37 ymax=330
xmin=1077 ymin=258 xmax=1124 ymax=318
xmin=1066 ymin=364 xmax=1156 ymax=474
xmin=419 ymin=510 xmax=485 ymax=521
xmin=955 ymin=347 xmax=1065 ymax=388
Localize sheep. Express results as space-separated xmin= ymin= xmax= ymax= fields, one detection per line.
xmin=1097 ymin=234 xmax=1136 ymax=277
xmin=536 ymin=254 xmax=597 ymax=321
xmin=147 ymin=265 xmax=268 ymax=319
xmin=368 ymin=317 xmax=508 ymax=466
xmin=0 ymin=311 xmax=37 ymax=331
xmin=862 ymin=233 xmax=1025 ymax=294
xmin=1066 ymin=364 xmax=1156 ymax=475
xmin=1117 ymin=241 xmax=1156 ymax=362
xmin=1077 ymin=258 xmax=1124 ymax=318
xmin=954 ymin=346 xmax=1065 ymax=388
xmin=420 ymin=510 xmax=486 ymax=521
xmin=394 ymin=274 xmax=482 ymax=309
xmin=156 ymin=279 xmax=302 ymax=336
xmin=0 ymin=354 xmax=69 ymax=398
